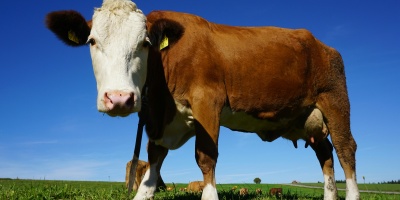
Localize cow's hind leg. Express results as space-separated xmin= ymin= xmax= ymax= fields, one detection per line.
xmin=310 ymin=138 xmax=338 ymax=199
xmin=134 ymin=141 xmax=168 ymax=200
xmin=317 ymin=92 xmax=359 ymax=200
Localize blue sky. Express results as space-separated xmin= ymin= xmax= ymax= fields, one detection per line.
xmin=0 ymin=0 xmax=399 ymax=184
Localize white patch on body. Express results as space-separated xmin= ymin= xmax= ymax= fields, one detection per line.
xmin=155 ymin=101 xmax=195 ymax=149
xmin=346 ymin=173 xmax=360 ymax=200
xmin=89 ymin=0 xmax=148 ymax=113
xmin=201 ymin=184 xmax=218 ymax=200
xmin=134 ymin=165 xmax=158 ymax=200
xmin=323 ymin=174 xmax=338 ymax=200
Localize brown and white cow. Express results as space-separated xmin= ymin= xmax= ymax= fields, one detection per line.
xmin=125 ymin=159 xmax=166 ymax=191
xmin=187 ymin=181 xmax=205 ymax=193
xmin=45 ymin=0 xmax=359 ymax=199
xmin=269 ymin=187 xmax=283 ymax=196
xmin=255 ymin=188 xmax=262 ymax=195
xmin=239 ymin=188 xmax=249 ymax=196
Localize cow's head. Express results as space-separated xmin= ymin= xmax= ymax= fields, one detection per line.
xmin=46 ymin=0 xmax=149 ymax=117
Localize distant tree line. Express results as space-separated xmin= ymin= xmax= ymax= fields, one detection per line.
xmin=378 ymin=180 xmax=400 ymax=184
xmin=332 ymin=179 xmax=400 ymax=184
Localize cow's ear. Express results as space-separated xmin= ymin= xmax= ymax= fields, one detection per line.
xmin=148 ymin=19 xmax=184 ymax=51
xmin=45 ymin=10 xmax=91 ymax=47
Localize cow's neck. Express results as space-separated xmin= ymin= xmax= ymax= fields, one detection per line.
xmin=144 ymin=48 xmax=176 ymax=141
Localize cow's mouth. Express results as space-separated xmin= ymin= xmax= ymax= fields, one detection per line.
xmin=105 ymin=108 xmax=135 ymax=117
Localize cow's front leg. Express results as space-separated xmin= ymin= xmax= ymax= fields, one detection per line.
xmin=195 ymin=120 xmax=219 ymax=200
xmin=310 ymin=138 xmax=338 ymax=200
xmin=134 ymin=141 xmax=168 ymax=200
xmin=191 ymin=95 xmax=223 ymax=200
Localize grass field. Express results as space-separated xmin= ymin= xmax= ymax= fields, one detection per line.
xmin=1 ymin=179 xmax=399 ymax=199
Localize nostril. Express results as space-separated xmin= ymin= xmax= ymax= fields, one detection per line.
xmin=126 ymin=93 xmax=134 ymax=107
xmin=104 ymin=92 xmax=112 ymax=104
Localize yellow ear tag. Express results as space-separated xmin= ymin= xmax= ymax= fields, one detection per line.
xmin=68 ymin=30 xmax=80 ymax=44
xmin=159 ymin=35 xmax=169 ymax=50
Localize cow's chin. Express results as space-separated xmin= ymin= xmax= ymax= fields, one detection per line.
xmin=100 ymin=107 xmax=139 ymax=117
xmin=105 ymin=111 xmax=132 ymax=117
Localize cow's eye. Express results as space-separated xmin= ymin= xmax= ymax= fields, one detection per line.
xmin=143 ymin=37 xmax=152 ymax=48
xmin=86 ymin=38 xmax=96 ymax=46
xmin=143 ymin=41 xmax=150 ymax=48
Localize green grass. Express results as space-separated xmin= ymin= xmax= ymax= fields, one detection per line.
xmin=301 ymin=182 xmax=400 ymax=192
xmin=0 ymin=179 xmax=399 ymax=199
xmin=0 ymin=179 xmax=132 ymax=200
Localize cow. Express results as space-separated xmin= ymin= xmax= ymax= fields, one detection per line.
xmin=125 ymin=159 xmax=166 ymax=191
xmin=239 ymin=188 xmax=249 ymax=196
xmin=255 ymin=188 xmax=262 ymax=195
xmin=269 ymin=187 xmax=283 ymax=196
xmin=187 ymin=181 xmax=205 ymax=193
xmin=45 ymin=0 xmax=360 ymax=199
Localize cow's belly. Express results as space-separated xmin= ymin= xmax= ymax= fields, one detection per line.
xmin=155 ymin=103 xmax=326 ymax=149
xmin=220 ymin=106 xmax=327 ymax=142
xmin=220 ymin=106 xmax=288 ymax=134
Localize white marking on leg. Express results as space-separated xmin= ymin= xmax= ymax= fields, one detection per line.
xmin=323 ymin=174 xmax=337 ymax=200
xmin=201 ymin=184 xmax=218 ymax=200
xmin=133 ymin=165 xmax=158 ymax=200
xmin=346 ymin=173 xmax=360 ymax=200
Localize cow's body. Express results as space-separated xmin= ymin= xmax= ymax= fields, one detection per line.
xmin=46 ymin=1 xmax=359 ymax=199
xmin=145 ymin=11 xmax=333 ymax=148
xmin=143 ymin=11 xmax=358 ymax=200
xmin=187 ymin=181 xmax=205 ymax=193
xmin=239 ymin=188 xmax=249 ymax=196
xmin=269 ymin=187 xmax=283 ymax=196
xmin=125 ymin=160 xmax=166 ymax=191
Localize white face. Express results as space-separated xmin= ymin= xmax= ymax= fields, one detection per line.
xmin=88 ymin=0 xmax=149 ymax=117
